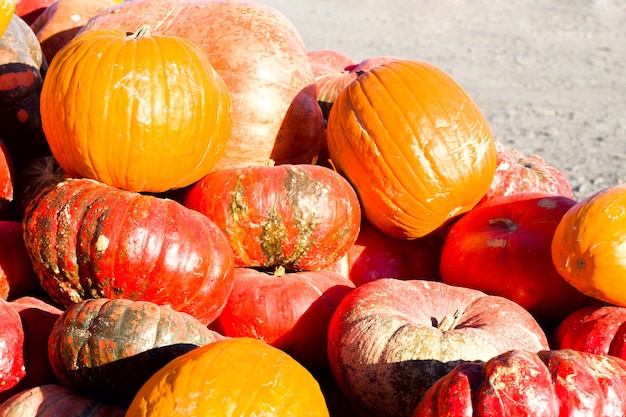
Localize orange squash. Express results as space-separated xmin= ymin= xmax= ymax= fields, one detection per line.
xmin=551 ymin=184 xmax=626 ymax=306
xmin=327 ymin=60 xmax=496 ymax=239
xmin=40 ymin=25 xmax=232 ymax=193
xmin=0 ymin=0 xmax=16 ymax=36
xmin=125 ymin=337 xmax=330 ymax=417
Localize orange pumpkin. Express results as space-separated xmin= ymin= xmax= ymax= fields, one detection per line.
xmin=125 ymin=337 xmax=330 ymax=417
xmin=327 ymin=60 xmax=496 ymax=239
xmin=551 ymin=184 xmax=626 ymax=306
xmin=0 ymin=0 xmax=16 ymax=36
xmin=40 ymin=25 xmax=232 ymax=193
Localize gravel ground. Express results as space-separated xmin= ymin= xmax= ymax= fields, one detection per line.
xmin=261 ymin=0 xmax=626 ymax=201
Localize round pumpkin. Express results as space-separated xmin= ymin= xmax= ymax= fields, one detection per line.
xmin=48 ymin=298 xmax=224 ymax=405
xmin=0 ymin=297 xmax=25 ymax=393
xmin=0 ymin=0 xmax=16 ymax=36
xmin=81 ymin=0 xmax=325 ymax=171
xmin=125 ymin=337 xmax=330 ymax=417
xmin=413 ymin=349 xmax=626 ymax=416
xmin=184 ymin=163 xmax=362 ymax=271
xmin=551 ymin=184 xmax=626 ymax=306
xmin=326 ymin=59 xmax=496 ymax=239
xmin=0 ymin=384 xmax=126 ymax=417
xmin=22 ymin=178 xmax=235 ymax=324
xmin=327 ymin=278 xmax=549 ymax=417
xmin=40 ymin=25 xmax=232 ymax=193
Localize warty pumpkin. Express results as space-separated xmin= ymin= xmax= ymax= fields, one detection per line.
xmin=326 ymin=59 xmax=496 ymax=239
xmin=551 ymin=183 xmax=626 ymax=307
xmin=40 ymin=25 xmax=232 ymax=193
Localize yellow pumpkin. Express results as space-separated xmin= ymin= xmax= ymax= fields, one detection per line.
xmin=0 ymin=0 xmax=16 ymax=36
xmin=40 ymin=25 xmax=232 ymax=193
xmin=551 ymin=184 xmax=626 ymax=306
xmin=125 ymin=337 xmax=330 ymax=417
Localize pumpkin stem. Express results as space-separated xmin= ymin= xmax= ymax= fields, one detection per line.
xmin=436 ymin=309 xmax=463 ymax=332
xmin=273 ymin=265 xmax=286 ymax=277
xmin=129 ymin=25 xmax=151 ymax=39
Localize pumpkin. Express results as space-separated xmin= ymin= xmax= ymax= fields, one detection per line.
xmin=327 ymin=278 xmax=549 ymax=417
xmin=551 ymin=183 xmax=626 ymax=306
xmin=0 ymin=14 xmax=50 ymax=172
xmin=0 ymin=140 xmax=13 ymax=218
xmin=0 ymin=296 xmax=61 ymax=404
xmin=0 ymin=220 xmax=38 ymax=299
xmin=31 ymin=0 xmax=119 ymax=63
xmin=326 ymin=59 xmax=496 ymax=239
xmin=0 ymin=384 xmax=126 ymax=417
xmin=184 ymin=163 xmax=361 ymax=271
xmin=15 ymin=0 xmax=54 ymax=24
xmin=40 ymin=25 xmax=232 ymax=193
xmin=552 ymin=303 xmax=626 ymax=360
xmin=413 ymin=349 xmax=626 ymax=416
xmin=0 ymin=297 xmax=25 ymax=392
xmin=81 ymin=0 xmax=325 ymax=171
xmin=0 ymin=0 xmax=15 ymax=36
xmin=22 ymin=178 xmax=235 ymax=325
xmin=440 ymin=193 xmax=589 ymax=327
xmin=212 ymin=267 xmax=355 ymax=372
xmin=125 ymin=337 xmax=330 ymax=417
xmin=481 ymin=139 xmax=575 ymax=203
xmin=48 ymin=298 xmax=224 ymax=405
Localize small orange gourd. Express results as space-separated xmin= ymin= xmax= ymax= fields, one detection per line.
xmin=327 ymin=60 xmax=496 ymax=239
xmin=40 ymin=25 xmax=232 ymax=193
xmin=126 ymin=337 xmax=330 ymax=417
xmin=551 ymin=184 xmax=626 ymax=306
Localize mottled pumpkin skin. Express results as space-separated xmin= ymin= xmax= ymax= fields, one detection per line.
xmin=327 ymin=60 xmax=496 ymax=239
xmin=184 ymin=164 xmax=361 ymax=271
xmin=47 ymin=298 xmax=224 ymax=405
xmin=126 ymin=337 xmax=330 ymax=417
xmin=414 ymin=349 xmax=626 ymax=417
xmin=22 ymin=178 xmax=235 ymax=324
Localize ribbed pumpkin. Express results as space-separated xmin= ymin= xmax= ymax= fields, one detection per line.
xmin=327 ymin=60 xmax=496 ymax=239
xmin=551 ymin=184 xmax=626 ymax=307
xmin=0 ymin=384 xmax=126 ymax=417
xmin=183 ymin=163 xmax=361 ymax=271
xmin=47 ymin=298 xmax=223 ymax=405
xmin=125 ymin=337 xmax=329 ymax=417
xmin=40 ymin=25 xmax=232 ymax=193
xmin=22 ymin=178 xmax=235 ymax=325
xmin=0 ymin=0 xmax=15 ymax=36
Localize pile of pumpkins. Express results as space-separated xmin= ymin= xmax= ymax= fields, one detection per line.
xmin=2 ymin=0 xmax=626 ymax=416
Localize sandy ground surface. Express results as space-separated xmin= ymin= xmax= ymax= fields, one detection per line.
xmin=261 ymin=0 xmax=626 ymax=201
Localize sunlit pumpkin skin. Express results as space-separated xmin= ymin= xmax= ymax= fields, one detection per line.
xmin=126 ymin=337 xmax=330 ymax=417
xmin=414 ymin=348 xmax=626 ymax=417
xmin=0 ymin=384 xmax=126 ymax=417
xmin=15 ymin=0 xmax=54 ymax=24
xmin=213 ymin=267 xmax=355 ymax=371
xmin=184 ymin=163 xmax=361 ymax=271
xmin=81 ymin=0 xmax=325 ymax=171
xmin=327 ymin=278 xmax=549 ymax=417
xmin=0 ymin=0 xmax=15 ymax=36
xmin=31 ymin=0 xmax=119 ymax=63
xmin=40 ymin=25 xmax=232 ymax=193
xmin=22 ymin=178 xmax=235 ymax=322
xmin=0 ymin=14 xmax=49 ymax=172
xmin=0 ymin=220 xmax=38 ymax=299
xmin=551 ymin=184 xmax=626 ymax=306
xmin=0 ymin=297 xmax=25 ymax=393
xmin=0 ymin=139 xmax=13 ymax=217
xmin=481 ymin=139 xmax=574 ymax=203
xmin=440 ymin=193 xmax=588 ymax=327
xmin=48 ymin=298 xmax=224 ymax=406
xmin=327 ymin=60 xmax=496 ymax=239
xmin=552 ymin=304 xmax=626 ymax=360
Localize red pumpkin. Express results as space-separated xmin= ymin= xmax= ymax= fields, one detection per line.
xmin=481 ymin=139 xmax=575 ymax=203
xmin=0 ymin=140 xmax=13 ymax=218
xmin=440 ymin=193 xmax=589 ymax=326
xmin=327 ymin=278 xmax=549 ymax=417
xmin=22 ymin=178 xmax=234 ymax=325
xmin=184 ymin=163 xmax=361 ymax=271
xmin=81 ymin=0 xmax=325 ymax=171
xmin=0 ymin=296 xmax=61 ymax=404
xmin=552 ymin=304 xmax=626 ymax=359
xmin=48 ymin=298 xmax=225 ymax=405
xmin=15 ymin=0 xmax=55 ymax=24
xmin=0 ymin=297 xmax=25 ymax=393
xmin=0 ymin=220 xmax=38 ymax=300
xmin=414 ymin=349 xmax=626 ymax=416
xmin=0 ymin=384 xmax=126 ymax=416
xmin=213 ymin=267 xmax=354 ymax=371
